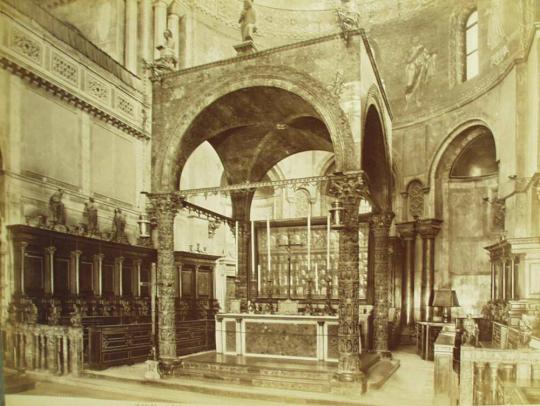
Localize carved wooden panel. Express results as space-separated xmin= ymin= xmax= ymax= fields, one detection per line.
xmin=24 ymin=254 xmax=44 ymax=296
xmin=53 ymin=258 xmax=69 ymax=295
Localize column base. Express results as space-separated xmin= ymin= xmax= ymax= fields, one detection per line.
xmin=332 ymin=372 xmax=367 ymax=395
xmin=144 ymin=360 xmax=161 ymax=381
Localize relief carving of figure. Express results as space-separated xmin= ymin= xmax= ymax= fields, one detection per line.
xmin=83 ymin=197 xmax=99 ymax=236
xmin=404 ymin=37 xmax=437 ymax=107
xmin=239 ymin=0 xmax=257 ymax=42
xmin=48 ymin=189 xmax=66 ymax=227
xmin=487 ymin=0 xmax=507 ymax=50
xmin=462 ymin=314 xmax=479 ymax=346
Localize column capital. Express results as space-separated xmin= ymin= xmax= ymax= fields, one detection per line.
xmin=93 ymin=253 xmax=105 ymax=261
xmin=133 ymin=258 xmax=143 ymax=266
xmin=45 ymin=246 xmax=57 ymax=255
xmin=417 ymin=218 xmax=443 ymax=239
xmin=369 ymin=212 xmax=395 ymax=233
xmin=153 ymin=0 xmax=168 ymax=7
xmin=395 ymin=221 xmax=416 ymax=240
xmin=328 ymin=171 xmax=369 ymax=202
xmin=146 ymin=193 xmax=183 ymax=217
xmin=115 ymin=256 xmax=125 ymax=265
xmin=70 ymin=250 xmax=82 ymax=257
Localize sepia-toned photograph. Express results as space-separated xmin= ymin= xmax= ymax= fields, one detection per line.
xmin=0 ymin=0 xmax=539 ymax=405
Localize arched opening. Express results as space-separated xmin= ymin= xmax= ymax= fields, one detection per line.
xmin=434 ymin=125 xmax=500 ymax=315
xmin=362 ymin=105 xmax=392 ymax=212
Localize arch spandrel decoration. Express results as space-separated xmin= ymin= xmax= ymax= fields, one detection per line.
xmin=153 ymin=65 xmax=358 ymax=192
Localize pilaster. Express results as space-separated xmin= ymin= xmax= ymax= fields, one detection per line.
xmin=417 ymin=219 xmax=442 ymax=321
xmin=396 ymin=222 xmax=416 ymax=328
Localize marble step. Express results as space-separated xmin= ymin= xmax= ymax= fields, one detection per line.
xmin=180 ymin=360 xmax=335 ymax=381
xmin=359 ymin=352 xmax=381 ymax=373
xmin=4 ymin=371 xmax=36 ymax=394
xmin=366 ymin=358 xmax=401 ymax=390
xmin=252 ymin=376 xmax=332 ymax=393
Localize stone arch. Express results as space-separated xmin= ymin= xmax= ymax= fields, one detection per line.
xmin=153 ymin=65 xmax=357 ymax=193
xmin=427 ymin=118 xmax=497 ymax=216
xmin=362 ymin=90 xmax=393 ymax=212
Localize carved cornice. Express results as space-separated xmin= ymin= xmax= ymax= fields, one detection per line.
xmin=416 ymin=218 xmax=443 ymax=239
xmin=0 ymin=57 xmax=149 ymax=140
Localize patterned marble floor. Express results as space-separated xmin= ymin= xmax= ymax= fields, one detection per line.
xmin=7 ymin=345 xmax=437 ymax=406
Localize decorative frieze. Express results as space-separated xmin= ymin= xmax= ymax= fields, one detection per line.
xmin=10 ymin=29 xmax=42 ymax=64
xmin=1 ymin=17 xmax=148 ymax=139
xmin=51 ymin=52 xmax=79 ymax=86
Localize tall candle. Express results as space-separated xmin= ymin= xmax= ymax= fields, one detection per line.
xmin=307 ymin=211 xmax=311 ymax=271
xmin=326 ymin=213 xmax=331 ymax=271
xmin=266 ymin=217 xmax=271 ymax=280
xmin=257 ymin=264 xmax=261 ymax=294
xmin=235 ymin=221 xmax=239 ymax=276
xmin=315 ymin=263 xmax=319 ymax=293
xmin=251 ymin=220 xmax=255 ymax=282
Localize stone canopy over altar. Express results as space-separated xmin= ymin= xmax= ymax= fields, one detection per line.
xmin=147 ymin=23 xmax=400 ymax=385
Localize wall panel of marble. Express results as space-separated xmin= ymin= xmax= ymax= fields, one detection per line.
xmin=20 ymin=86 xmax=81 ymax=188
xmin=90 ymin=121 xmax=136 ymax=206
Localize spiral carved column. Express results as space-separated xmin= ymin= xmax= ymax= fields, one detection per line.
xmin=370 ymin=212 xmax=395 ymax=354
xmin=148 ymin=194 xmax=182 ymax=361
xmin=329 ymin=172 xmax=367 ymax=383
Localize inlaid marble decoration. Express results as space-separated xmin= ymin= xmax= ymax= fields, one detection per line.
xmin=327 ymin=323 xmax=339 ymax=360
xmin=245 ymin=322 xmax=317 ymax=357
xmin=225 ymin=321 xmax=236 ymax=353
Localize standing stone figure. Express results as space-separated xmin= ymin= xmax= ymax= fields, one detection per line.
xmin=239 ymin=0 xmax=256 ymax=42
xmin=111 ymin=208 xmax=129 ymax=244
xmin=48 ymin=189 xmax=66 ymax=227
xmin=83 ymin=197 xmax=99 ymax=236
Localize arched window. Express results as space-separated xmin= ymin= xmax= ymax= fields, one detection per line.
xmin=465 ymin=10 xmax=479 ymax=80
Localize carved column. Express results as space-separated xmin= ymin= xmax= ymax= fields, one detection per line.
xmin=114 ymin=257 xmax=125 ymax=297
xmin=70 ymin=250 xmax=82 ymax=296
xmin=396 ymin=222 xmax=416 ymax=329
xmin=18 ymin=242 xmax=28 ymax=295
xmin=92 ymin=254 xmax=104 ymax=296
xmin=230 ymin=191 xmax=254 ymax=304
xmin=329 ymin=172 xmax=366 ymax=382
xmin=370 ymin=212 xmax=395 ymax=354
xmin=167 ymin=11 xmax=180 ymax=64
xmin=133 ymin=259 xmax=142 ymax=297
xmin=140 ymin=0 xmax=153 ymax=62
xmin=44 ymin=247 xmax=56 ymax=296
xmin=125 ymin=0 xmax=138 ymax=73
xmin=153 ymin=0 xmax=168 ymax=59
xmin=417 ymin=219 xmax=442 ymax=321
xmin=148 ymin=194 xmax=181 ymax=361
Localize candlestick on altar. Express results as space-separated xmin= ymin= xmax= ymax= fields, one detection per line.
xmin=307 ymin=212 xmax=311 ymax=272
xmin=235 ymin=221 xmax=239 ymax=276
xmin=250 ymin=220 xmax=255 ymax=282
xmin=257 ymin=264 xmax=261 ymax=294
xmin=326 ymin=213 xmax=330 ymax=271
xmin=266 ymin=217 xmax=271 ymax=277
xmin=315 ymin=263 xmax=319 ymax=293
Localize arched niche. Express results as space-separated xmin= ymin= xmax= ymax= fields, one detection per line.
xmin=434 ymin=125 xmax=501 ymax=315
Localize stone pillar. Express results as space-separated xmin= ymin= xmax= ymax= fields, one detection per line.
xmin=140 ymin=0 xmax=153 ymax=63
xmin=153 ymin=0 xmax=168 ymax=60
xmin=93 ymin=254 xmax=104 ymax=296
xmin=125 ymin=0 xmax=138 ymax=73
xmin=396 ymin=222 xmax=416 ymax=329
xmin=44 ymin=246 xmax=56 ymax=296
xmin=148 ymin=194 xmax=181 ymax=361
xmin=133 ymin=259 xmax=142 ymax=297
xmin=417 ymin=219 xmax=442 ymax=321
xmin=167 ymin=12 xmax=180 ymax=65
xmin=114 ymin=257 xmax=125 ymax=297
xmin=329 ymin=172 xmax=366 ymax=382
xmin=370 ymin=212 xmax=395 ymax=354
xmin=230 ymin=191 xmax=254 ymax=304
xmin=18 ymin=242 xmax=28 ymax=295
xmin=70 ymin=250 xmax=82 ymax=296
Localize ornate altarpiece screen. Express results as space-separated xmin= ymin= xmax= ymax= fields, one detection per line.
xmin=256 ymin=221 xmax=369 ymax=299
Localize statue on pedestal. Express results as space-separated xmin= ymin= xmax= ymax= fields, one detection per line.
xmin=48 ymin=189 xmax=66 ymax=228
xmin=239 ymin=0 xmax=256 ymax=42
xmin=83 ymin=197 xmax=99 ymax=236
xmin=462 ymin=314 xmax=479 ymax=346
xmin=147 ymin=29 xmax=178 ymax=76
xmin=111 ymin=208 xmax=129 ymax=244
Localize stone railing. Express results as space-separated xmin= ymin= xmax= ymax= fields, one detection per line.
xmin=459 ymin=345 xmax=540 ymax=406
xmin=2 ymin=322 xmax=83 ymax=376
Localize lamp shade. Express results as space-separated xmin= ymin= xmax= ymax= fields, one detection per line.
xmin=431 ymin=289 xmax=460 ymax=308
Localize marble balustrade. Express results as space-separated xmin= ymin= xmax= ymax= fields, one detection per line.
xmin=2 ymin=322 xmax=83 ymax=376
